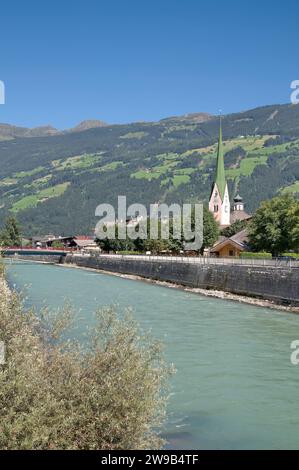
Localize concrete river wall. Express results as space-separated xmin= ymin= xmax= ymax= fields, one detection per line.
xmin=6 ymin=253 xmax=64 ymax=264
xmin=63 ymin=254 xmax=299 ymax=306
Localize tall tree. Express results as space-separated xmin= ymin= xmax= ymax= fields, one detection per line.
xmin=202 ymin=206 xmax=220 ymax=252
xmin=248 ymin=195 xmax=299 ymax=256
xmin=0 ymin=216 xmax=22 ymax=247
xmin=222 ymin=219 xmax=247 ymax=238
xmin=96 ymin=224 xmax=136 ymax=252
xmin=184 ymin=205 xmax=219 ymax=254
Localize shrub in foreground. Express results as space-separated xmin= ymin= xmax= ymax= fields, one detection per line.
xmin=0 ymin=282 xmax=171 ymax=450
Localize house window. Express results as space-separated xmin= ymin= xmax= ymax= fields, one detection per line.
xmin=229 ymin=250 xmax=234 ymax=257
xmin=214 ymin=205 xmax=218 ymax=212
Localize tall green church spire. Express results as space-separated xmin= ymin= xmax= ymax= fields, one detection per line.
xmin=214 ymin=117 xmax=226 ymax=200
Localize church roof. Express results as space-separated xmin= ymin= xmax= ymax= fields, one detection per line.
xmin=214 ymin=119 xmax=226 ymax=200
xmin=230 ymin=210 xmax=252 ymax=224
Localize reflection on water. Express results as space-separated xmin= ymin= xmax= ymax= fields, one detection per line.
xmin=6 ymin=261 xmax=299 ymax=450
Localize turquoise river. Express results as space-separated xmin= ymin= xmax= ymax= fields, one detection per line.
xmin=5 ymin=260 xmax=299 ymax=450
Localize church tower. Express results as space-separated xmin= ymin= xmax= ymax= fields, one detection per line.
xmin=209 ymin=119 xmax=230 ymax=226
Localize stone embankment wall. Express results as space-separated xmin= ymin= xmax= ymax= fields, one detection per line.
xmin=64 ymin=254 xmax=299 ymax=306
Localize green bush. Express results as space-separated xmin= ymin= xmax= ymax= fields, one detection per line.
xmin=51 ymin=240 xmax=65 ymax=249
xmin=282 ymin=253 xmax=299 ymax=259
xmin=240 ymin=251 xmax=272 ymax=259
xmin=0 ymin=280 xmax=172 ymax=450
xmin=116 ymin=250 xmax=143 ymax=255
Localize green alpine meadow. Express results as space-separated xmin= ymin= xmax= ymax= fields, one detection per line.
xmin=0 ymin=104 xmax=298 ymax=235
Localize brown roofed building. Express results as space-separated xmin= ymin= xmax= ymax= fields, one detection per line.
xmin=209 ymin=228 xmax=249 ymax=257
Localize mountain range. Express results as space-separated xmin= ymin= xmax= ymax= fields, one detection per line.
xmin=0 ymin=119 xmax=108 ymax=140
xmin=0 ymin=104 xmax=298 ymax=236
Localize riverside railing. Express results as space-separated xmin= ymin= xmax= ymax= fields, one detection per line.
xmin=77 ymin=253 xmax=299 ymax=269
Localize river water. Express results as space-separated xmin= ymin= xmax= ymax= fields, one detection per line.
xmin=6 ymin=260 xmax=299 ymax=449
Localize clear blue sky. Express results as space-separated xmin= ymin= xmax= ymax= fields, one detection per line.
xmin=0 ymin=0 xmax=298 ymax=128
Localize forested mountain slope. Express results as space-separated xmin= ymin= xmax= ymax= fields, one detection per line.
xmin=0 ymin=103 xmax=298 ymax=235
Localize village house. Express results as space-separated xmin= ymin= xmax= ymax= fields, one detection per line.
xmin=209 ymin=229 xmax=249 ymax=258
xmin=31 ymin=235 xmax=98 ymax=251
